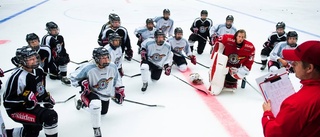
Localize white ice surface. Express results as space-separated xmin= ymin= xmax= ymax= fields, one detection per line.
xmin=0 ymin=0 xmax=319 ymax=137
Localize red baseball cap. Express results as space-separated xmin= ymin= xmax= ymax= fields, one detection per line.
xmin=283 ymin=40 xmax=320 ymax=66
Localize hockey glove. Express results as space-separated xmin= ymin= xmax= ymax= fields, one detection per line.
xmin=22 ymin=90 xmax=38 ymax=110
xmin=189 ymin=55 xmax=197 ymax=65
xmin=79 ymin=79 xmax=91 ymax=95
xmin=42 ymin=92 xmax=55 ymax=108
xmin=0 ymin=68 xmax=4 ymax=77
xmin=193 ymin=28 xmax=199 ymax=34
xmin=118 ymin=68 xmax=124 ymax=77
xmin=56 ymin=53 xmax=70 ymax=65
xmin=124 ymin=49 xmax=133 ymax=61
xmin=164 ymin=64 xmax=171 ymax=76
xmin=140 ymin=48 xmax=148 ymax=64
xmin=114 ymin=87 xmax=125 ymax=104
xmin=229 ymin=67 xmax=249 ymax=80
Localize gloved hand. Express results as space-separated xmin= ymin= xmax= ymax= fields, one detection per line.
xmin=193 ymin=28 xmax=199 ymax=34
xmin=42 ymin=92 xmax=55 ymax=108
xmin=229 ymin=67 xmax=248 ymax=80
xmin=140 ymin=48 xmax=148 ymax=63
xmin=79 ymin=79 xmax=90 ymax=95
xmin=125 ymin=49 xmax=133 ymax=61
xmin=189 ymin=55 xmax=196 ymax=65
xmin=164 ymin=64 xmax=171 ymax=76
xmin=114 ymin=87 xmax=125 ymax=104
xmin=22 ymin=90 xmax=38 ymax=110
xmin=0 ymin=68 xmax=4 ymax=77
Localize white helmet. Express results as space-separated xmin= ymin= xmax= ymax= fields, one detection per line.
xmin=189 ymin=73 xmax=203 ymax=85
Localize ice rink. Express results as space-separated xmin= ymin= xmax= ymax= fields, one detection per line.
xmin=0 ymin=0 xmax=320 ymax=136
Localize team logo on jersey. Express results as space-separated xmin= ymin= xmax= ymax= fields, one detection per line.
xmin=93 ymin=77 xmax=113 ymax=90
xmin=36 ymin=82 xmax=45 ymax=95
xmin=150 ymin=53 xmax=166 ymax=62
xmin=228 ymin=54 xmax=240 ymax=64
xmin=160 ymin=25 xmax=170 ymax=32
xmin=199 ymin=26 xmax=208 ymax=33
xmin=56 ymin=43 xmax=62 ymax=53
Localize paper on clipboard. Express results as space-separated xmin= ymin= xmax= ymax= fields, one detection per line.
xmin=255 ymin=68 xmax=296 ymax=116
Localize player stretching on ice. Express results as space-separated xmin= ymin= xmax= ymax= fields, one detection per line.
xmin=268 ymin=31 xmax=298 ymax=72
xmin=260 ymin=22 xmax=287 ymax=70
xmin=4 ymin=46 xmax=58 ymax=137
xmin=209 ymin=29 xmax=255 ymax=95
xmin=70 ymin=47 xmax=124 ymax=137
xmin=105 ymin=33 xmax=125 ymax=77
xmin=167 ymin=27 xmax=196 ymax=72
xmin=134 ymin=18 xmax=156 ymax=54
xmin=188 ymin=10 xmax=213 ymax=54
xmin=153 ymin=9 xmax=174 ymax=37
xmin=140 ymin=30 xmax=173 ymax=92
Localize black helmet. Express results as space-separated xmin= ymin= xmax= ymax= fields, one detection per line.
xmin=108 ymin=33 xmax=121 ymax=49
xmin=16 ymin=46 xmax=40 ymax=69
xmin=174 ymin=27 xmax=183 ymax=34
xmin=154 ymin=30 xmax=165 ymax=45
xmin=92 ymin=47 xmax=110 ymax=67
xmin=26 ymin=33 xmax=39 ymax=43
xmin=201 ymin=10 xmax=208 ymax=15
xmin=287 ymin=31 xmax=298 ymax=39
xmin=109 ymin=13 xmax=120 ymax=22
xmin=46 ymin=21 xmax=58 ymax=31
xmin=146 ymin=18 xmax=154 ymax=25
xmin=276 ymin=22 xmax=285 ymax=29
xmin=163 ymin=9 xmax=170 ymax=14
xmin=226 ymin=15 xmax=234 ymax=21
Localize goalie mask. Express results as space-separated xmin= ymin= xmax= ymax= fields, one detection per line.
xmin=189 ymin=73 xmax=203 ymax=85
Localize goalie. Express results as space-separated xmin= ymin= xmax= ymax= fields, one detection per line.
xmin=209 ymin=29 xmax=255 ymax=95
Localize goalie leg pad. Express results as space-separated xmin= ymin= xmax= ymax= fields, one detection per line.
xmin=208 ymin=52 xmax=229 ymax=95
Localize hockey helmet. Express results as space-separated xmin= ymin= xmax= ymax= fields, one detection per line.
xmin=16 ymin=46 xmax=40 ymax=69
xmin=108 ymin=33 xmax=121 ymax=48
xmin=276 ymin=22 xmax=285 ymax=29
xmin=189 ymin=73 xmax=203 ymax=85
xmin=92 ymin=47 xmax=110 ymax=68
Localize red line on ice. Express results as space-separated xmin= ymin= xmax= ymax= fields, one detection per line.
xmin=181 ymin=68 xmax=249 ymax=137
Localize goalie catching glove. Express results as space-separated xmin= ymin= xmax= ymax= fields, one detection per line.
xmin=229 ymin=66 xmax=249 ymax=80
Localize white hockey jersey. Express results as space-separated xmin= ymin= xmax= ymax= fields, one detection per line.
xmin=141 ymin=39 xmax=173 ymax=68
xmin=167 ymin=37 xmax=192 ymax=57
xmin=209 ymin=24 xmax=237 ymax=37
xmin=153 ymin=16 xmax=174 ymax=37
xmin=70 ymin=61 xmax=123 ymax=101
xmin=105 ymin=44 xmax=123 ymax=69
xmin=134 ymin=26 xmax=156 ymax=41
xmin=270 ymin=41 xmax=296 ymax=67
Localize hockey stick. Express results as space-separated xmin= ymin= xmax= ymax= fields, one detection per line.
xmin=241 ymin=77 xmax=246 ymax=89
xmin=171 ymin=73 xmax=209 ymax=95
xmin=241 ymin=78 xmax=262 ymax=96
xmin=70 ymin=60 xmax=91 ymax=65
xmin=171 ymin=50 xmax=209 ymax=69
xmin=4 ymin=67 xmax=18 ymax=73
xmin=254 ymin=61 xmax=263 ymax=65
xmin=124 ymin=99 xmax=165 ymax=107
xmin=56 ymin=94 xmax=76 ymax=103
xmin=123 ymin=73 xmax=141 ymax=78
xmin=196 ymin=34 xmax=210 ymax=42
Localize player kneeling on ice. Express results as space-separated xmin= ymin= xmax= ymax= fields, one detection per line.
xmin=209 ymin=29 xmax=255 ymax=95
xmin=167 ymin=27 xmax=196 ymax=72
xmin=105 ymin=33 xmax=125 ymax=77
xmin=70 ymin=47 xmax=125 ymax=137
xmin=140 ymin=30 xmax=173 ymax=92
xmin=3 ymin=46 xmax=58 ymax=137
xmin=268 ymin=31 xmax=298 ymax=73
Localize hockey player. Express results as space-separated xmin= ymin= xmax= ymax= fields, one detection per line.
xmin=105 ymin=33 xmax=124 ymax=77
xmin=98 ymin=13 xmax=133 ymax=61
xmin=134 ymin=18 xmax=157 ymax=54
xmin=268 ymin=31 xmax=298 ymax=72
xmin=209 ymin=15 xmax=237 ymax=53
xmin=3 ymin=46 xmax=58 ymax=137
xmin=260 ymin=22 xmax=287 ymax=70
xmin=153 ymin=9 xmax=174 ymax=37
xmin=41 ymin=21 xmax=71 ymax=85
xmin=188 ymin=10 xmax=213 ymax=54
xmin=167 ymin=27 xmax=196 ymax=72
xmin=12 ymin=33 xmax=52 ymax=86
xmin=210 ymin=29 xmax=255 ymax=94
xmin=140 ymin=30 xmax=173 ymax=91
xmin=70 ymin=47 xmax=125 ymax=137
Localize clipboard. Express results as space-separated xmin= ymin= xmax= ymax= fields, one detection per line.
xmin=255 ymin=68 xmax=296 ymax=116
